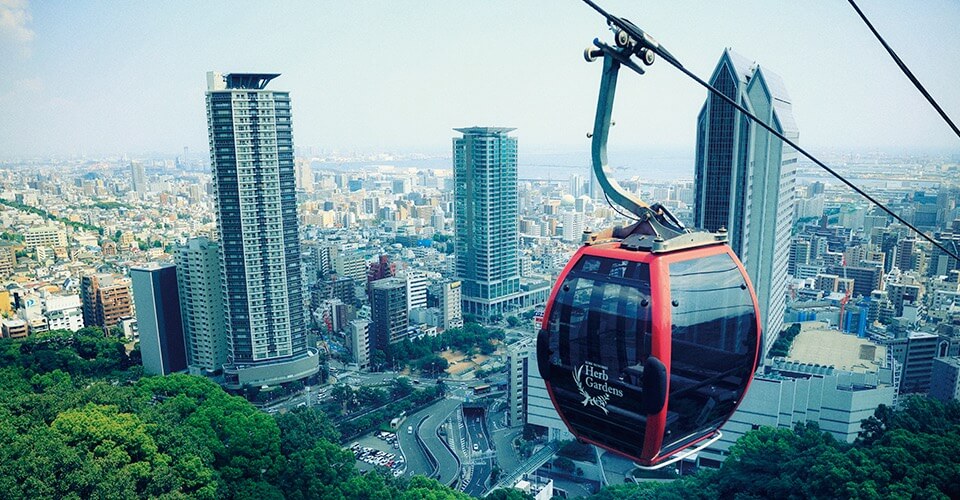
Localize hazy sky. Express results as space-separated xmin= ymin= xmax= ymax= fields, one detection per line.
xmin=1 ymin=0 xmax=958 ymax=159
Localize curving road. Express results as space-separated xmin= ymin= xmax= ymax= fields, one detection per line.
xmin=397 ymin=398 xmax=462 ymax=486
xmin=462 ymin=406 xmax=493 ymax=496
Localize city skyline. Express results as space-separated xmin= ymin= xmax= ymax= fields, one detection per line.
xmin=0 ymin=2 xmax=959 ymax=496
xmin=2 ymin=1 xmax=959 ymax=159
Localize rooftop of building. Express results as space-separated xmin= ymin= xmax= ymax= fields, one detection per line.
xmin=453 ymin=126 xmax=517 ymax=135
xmin=787 ymin=321 xmax=887 ymax=373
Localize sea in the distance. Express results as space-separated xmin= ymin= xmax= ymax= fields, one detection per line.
xmin=313 ymin=149 xmax=696 ymax=183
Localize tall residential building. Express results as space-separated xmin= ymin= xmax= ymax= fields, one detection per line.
xmin=347 ymin=319 xmax=371 ymax=371
xmin=453 ymin=127 xmax=520 ymax=320
xmin=440 ymin=280 xmax=463 ymax=331
xmin=693 ymin=49 xmax=797 ymax=356
xmin=370 ymin=277 xmax=409 ymax=349
xmin=0 ymin=243 xmax=17 ymax=277
xmin=176 ymin=237 xmax=227 ymax=375
xmin=80 ymin=273 xmax=133 ymax=329
xmin=206 ymin=71 xmax=318 ymax=389
xmin=506 ymin=337 xmax=573 ymax=441
xmin=131 ymin=264 xmax=187 ymax=376
xmin=404 ymin=270 xmax=428 ymax=312
xmin=130 ymin=161 xmax=147 ymax=194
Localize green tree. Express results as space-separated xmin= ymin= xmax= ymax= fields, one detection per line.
xmin=276 ymin=407 xmax=341 ymax=455
xmin=486 ymin=487 xmax=534 ymax=500
xmin=553 ymin=456 xmax=575 ymax=474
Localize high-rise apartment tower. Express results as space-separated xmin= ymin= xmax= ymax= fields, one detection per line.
xmin=453 ymin=127 xmax=520 ymax=321
xmin=206 ymin=72 xmax=318 ymax=389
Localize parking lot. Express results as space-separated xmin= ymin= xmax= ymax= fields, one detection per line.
xmin=351 ymin=431 xmax=405 ymax=477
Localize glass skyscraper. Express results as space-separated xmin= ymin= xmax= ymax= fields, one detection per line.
xmin=453 ymin=127 xmax=521 ymax=321
xmin=693 ymin=50 xmax=798 ymax=357
xmin=206 ymin=72 xmax=318 ymax=389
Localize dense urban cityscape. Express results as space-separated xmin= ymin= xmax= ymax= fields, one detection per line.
xmin=2 ymin=2 xmax=960 ymax=499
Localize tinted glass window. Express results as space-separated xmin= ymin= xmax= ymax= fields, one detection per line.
xmin=661 ymin=252 xmax=758 ymax=454
xmin=546 ymin=255 xmax=652 ymax=458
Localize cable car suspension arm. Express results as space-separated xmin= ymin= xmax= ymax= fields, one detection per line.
xmin=581 ymin=0 xmax=960 ymax=263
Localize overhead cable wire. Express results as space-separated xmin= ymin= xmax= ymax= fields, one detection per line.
xmin=645 ymin=47 xmax=960 ymax=263
xmin=847 ymin=0 xmax=960 ymax=140
xmin=579 ymin=0 xmax=960 ymax=262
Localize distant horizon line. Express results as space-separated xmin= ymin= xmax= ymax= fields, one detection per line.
xmin=3 ymin=144 xmax=959 ymax=163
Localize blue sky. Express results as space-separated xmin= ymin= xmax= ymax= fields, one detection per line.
xmin=1 ymin=0 xmax=958 ymax=158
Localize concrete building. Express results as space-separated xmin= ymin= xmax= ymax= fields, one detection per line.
xmin=207 ymin=72 xmax=318 ymax=389
xmin=440 ymin=280 xmax=463 ymax=330
xmin=347 ymin=319 xmax=371 ymax=371
xmin=176 ymin=237 xmax=227 ymax=375
xmin=370 ymin=277 xmax=409 ymax=349
xmin=80 ymin=273 xmax=133 ymax=329
xmin=132 ymin=263 xmax=188 ymax=376
xmin=453 ymin=127 xmax=521 ymax=321
xmin=23 ymin=225 xmax=67 ymax=249
xmin=693 ymin=49 xmax=797 ymax=356
xmin=702 ymin=326 xmax=895 ymax=467
xmin=506 ymin=337 xmax=573 ymax=441
xmin=506 ymin=338 xmax=531 ymax=427
xmin=1 ymin=318 xmax=28 ymax=339
xmin=930 ymin=357 xmax=960 ymax=402
xmin=0 ymin=243 xmax=16 ymax=277
xmin=404 ymin=270 xmax=428 ymax=312
xmin=130 ymin=161 xmax=147 ymax=194
xmin=894 ymin=332 xmax=938 ymax=395
xmin=43 ymin=294 xmax=84 ymax=332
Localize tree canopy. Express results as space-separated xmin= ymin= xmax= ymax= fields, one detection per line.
xmin=0 ymin=329 xmax=469 ymax=499
xmin=585 ymin=397 xmax=960 ymax=500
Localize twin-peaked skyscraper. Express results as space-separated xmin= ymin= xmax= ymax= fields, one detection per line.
xmin=693 ymin=49 xmax=798 ymax=356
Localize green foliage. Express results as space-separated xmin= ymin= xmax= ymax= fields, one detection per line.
xmin=385 ymin=323 xmax=504 ymax=374
xmin=276 ymin=407 xmax=342 ymax=456
xmin=487 ymin=487 xmax=534 ymax=500
xmin=558 ymin=440 xmax=597 ymax=463
xmin=767 ymin=322 xmax=802 ymax=358
xmin=0 ymin=198 xmax=104 ymax=235
xmin=585 ymin=399 xmax=960 ymax=500
xmin=0 ymin=331 xmax=471 ymax=499
xmin=91 ymin=200 xmax=132 ymax=210
xmin=0 ymin=327 xmax=134 ymax=378
xmin=553 ymin=456 xmax=575 ymax=473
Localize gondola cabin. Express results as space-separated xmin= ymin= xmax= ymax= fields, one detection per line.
xmin=537 ymin=235 xmax=761 ymax=467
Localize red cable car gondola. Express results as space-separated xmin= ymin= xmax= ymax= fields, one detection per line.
xmin=536 ymin=15 xmax=762 ymax=469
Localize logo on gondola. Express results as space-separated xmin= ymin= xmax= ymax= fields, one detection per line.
xmin=573 ymin=362 xmax=622 ymax=415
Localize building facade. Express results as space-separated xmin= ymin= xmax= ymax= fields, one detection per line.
xmin=440 ymin=280 xmax=463 ymax=331
xmin=131 ymin=263 xmax=188 ymax=376
xmin=453 ymin=127 xmax=520 ymax=320
xmin=347 ymin=319 xmax=371 ymax=371
xmin=693 ymin=49 xmax=798 ymax=356
xmin=23 ymin=225 xmax=67 ymax=249
xmin=930 ymin=356 xmax=960 ymax=402
xmin=43 ymin=294 xmax=84 ymax=332
xmin=175 ymin=237 xmax=228 ymax=375
xmin=130 ymin=161 xmax=147 ymax=194
xmin=370 ymin=277 xmax=409 ymax=349
xmin=80 ymin=273 xmax=133 ymax=329
xmin=206 ymin=72 xmax=318 ymax=389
